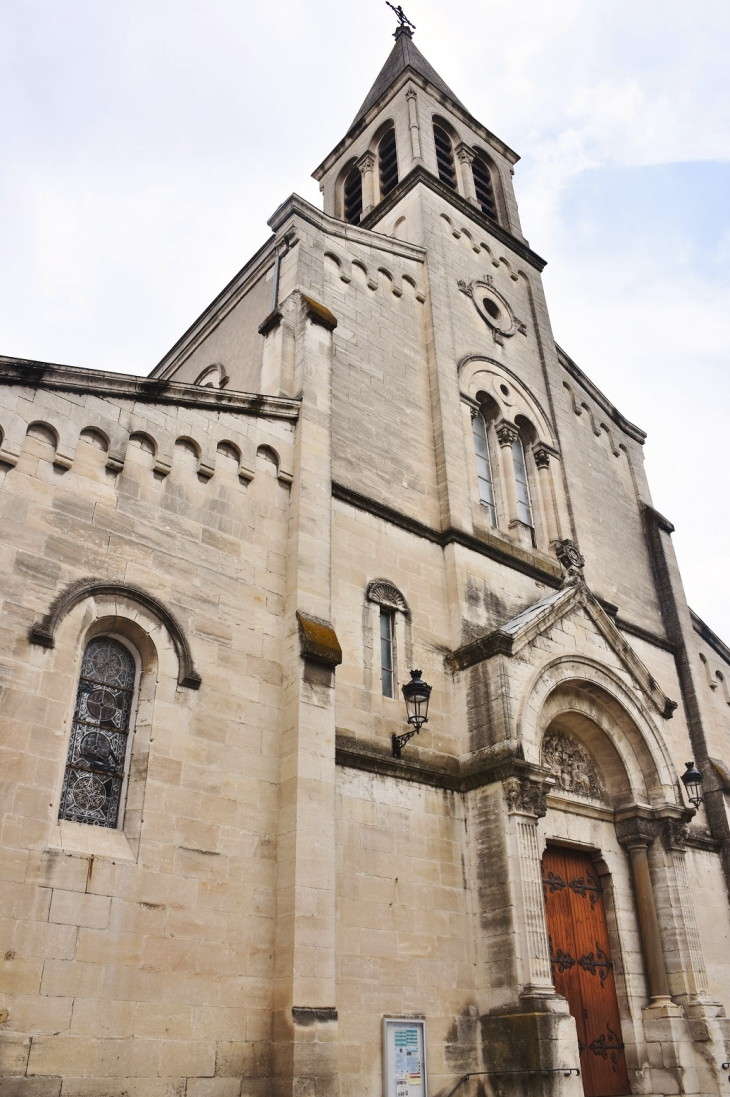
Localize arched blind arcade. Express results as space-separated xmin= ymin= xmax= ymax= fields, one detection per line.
xmin=378 ymin=129 xmax=399 ymax=198
xmin=433 ymin=124 xmax=457 ymax=189
xmin=59 ymin=637 xmax=136 ymax=829
xmin=344 ymin=166 xmax=363 ymax=224
xmin=472 ymin=153 xmax=497 ymax=220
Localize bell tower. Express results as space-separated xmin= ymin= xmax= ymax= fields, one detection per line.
xmin=312 ymin=15 xmax=526 ymax=243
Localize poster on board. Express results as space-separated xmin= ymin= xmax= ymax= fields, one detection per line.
xmin=382 ymin=1017 xmax=428 ymax=1097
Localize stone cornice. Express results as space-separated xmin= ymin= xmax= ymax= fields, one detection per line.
xmin=360 ymin=165 xmax=547 ymax=273
xmin=446 ymin=582 xmax=678 ymax=719
xmin=642 ymin=502 xmax=675 ymax=535
xmin=0 ymin=357 xmax=301 ymax=420
xmin=267 ymin=192 xmax=426 ymax=262
xmin=331 ymin=481 xmax=563 ymax=586
xmin=556 ymin=344 xmax=646 ymax=444
xmin=335 ymin=732 xmax=548 ymax=793
xmin=690 ymin=609 xmax=730 ymax=668
xmin=614 ymin=616 xmax=676 ymax=654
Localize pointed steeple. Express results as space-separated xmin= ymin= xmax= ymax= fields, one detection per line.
xmin=350 ymin=25 xmax=466 ymax=131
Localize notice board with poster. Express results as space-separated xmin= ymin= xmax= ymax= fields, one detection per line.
xmin=382 ymin=1017 xmax=428 ymax=1097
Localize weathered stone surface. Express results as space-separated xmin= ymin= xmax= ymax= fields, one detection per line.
xmin=1 ymin=26 xmax=729 ymax=1097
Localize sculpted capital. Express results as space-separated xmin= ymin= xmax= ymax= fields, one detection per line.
xmin=456 ymin=142 xmax=475 ymax=164
xmin=615 ymin=815 xmax=656 ymax=849
xmin=533 ymin=446 xmax=551 ymax=470
xmin=496 ymin=421 xmax=519 ymax=447
xmin=504 ymin=776 xmax=548 ymax=818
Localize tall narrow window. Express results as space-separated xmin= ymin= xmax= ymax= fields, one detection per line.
xmin=378 ymin=128 xmax=399 ymax=198
xmin=433 ymin=124 xmax=457 ymax=189
xmin=472 ymin=414 xmax=497 ymax=526
xmin=380 ymin=609 xmax=395 ymax=698
xmin=344 ymin=165 xmax=363 ymax=224
xmin=59 ymin=637 xmax=137 ymax=829
xmin=511 ymin=436 xmax=534 ymax=527
xmin=472 ymin=152 xmax=497 ymax=220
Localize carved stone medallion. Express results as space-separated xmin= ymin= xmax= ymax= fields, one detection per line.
xmin=457 ymin=278 xmax=528 ymax=344
xmin=541 ymin=731 xmax=604 ymax=802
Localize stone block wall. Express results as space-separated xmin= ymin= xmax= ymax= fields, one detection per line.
xmin=0 ymin=373 xmax=296 ymax=1095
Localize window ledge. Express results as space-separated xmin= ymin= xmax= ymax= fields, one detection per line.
xmin=47 ymin=820 xmax=137 ymax=862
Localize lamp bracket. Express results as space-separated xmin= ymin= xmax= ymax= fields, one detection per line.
xmin=392 ymin=729 xmax=419 ymax=759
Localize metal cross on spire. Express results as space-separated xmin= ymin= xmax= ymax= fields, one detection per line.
xmin=386 ymin=2 xmax=416 ymax=35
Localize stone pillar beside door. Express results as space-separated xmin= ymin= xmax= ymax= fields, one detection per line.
xmin=656 ymin=817 xmax=730 ymax=1094
xmin=615 ymin=811 xmax=708 ymax=1095
xmin=476 ymin=771 xmax=583 ymax=1097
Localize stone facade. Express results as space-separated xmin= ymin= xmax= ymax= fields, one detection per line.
xmin=1 ymin=24 xmax=729 ymax=1097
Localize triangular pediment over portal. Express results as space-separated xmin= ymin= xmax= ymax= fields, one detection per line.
xmin=448 ymin=581 xmax=677 ymax=721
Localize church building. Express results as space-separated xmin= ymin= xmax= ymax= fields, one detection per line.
xmin=1 ymin=17 xmax=730 ymax=1097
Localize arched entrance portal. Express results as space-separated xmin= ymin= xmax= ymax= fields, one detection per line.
xmin=542 ymin=844 xmax=629 ymax=1096
xmin=526 ymin=666 xmax=678 ymax=1097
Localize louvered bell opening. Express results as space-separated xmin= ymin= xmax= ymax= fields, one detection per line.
xmin=344 ymin=166 xmax=363 ymax=224
xmin=473 ymin=154 xmax=497 ymax=220
xmin=433 ymin=125 xmax=457 ymax=189
xmin=378 ymin=130 xmax=399 ymax=199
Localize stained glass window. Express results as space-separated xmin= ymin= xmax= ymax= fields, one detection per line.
xmin=59 ymin=637 xmax=136 ymax=829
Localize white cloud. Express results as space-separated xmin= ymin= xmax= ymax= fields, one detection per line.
xmin=1 ymin=0 xmax=728 ymax=637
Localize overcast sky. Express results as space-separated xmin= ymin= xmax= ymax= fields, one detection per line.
xmin=1 ymin=0 xmax=728 ymax=640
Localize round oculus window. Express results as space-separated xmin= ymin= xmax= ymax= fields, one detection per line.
xmin=483 ymin=297 xmax=502 ymax=322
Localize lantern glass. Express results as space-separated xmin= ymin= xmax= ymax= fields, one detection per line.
xmin=402 ymin=670 xmax=432 ymax=730
xmin=681 ymin=761 xmax=703 ymax=808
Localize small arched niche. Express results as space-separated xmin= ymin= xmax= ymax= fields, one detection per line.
xmin=194 ymin=363 xmax=228 ymax=389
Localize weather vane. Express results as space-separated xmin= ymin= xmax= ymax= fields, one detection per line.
xmin=386 ymin=2 xmax=416 ymax=34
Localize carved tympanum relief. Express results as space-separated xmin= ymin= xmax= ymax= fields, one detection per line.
xmin=541 ymin=731 xmax=605 ymax=802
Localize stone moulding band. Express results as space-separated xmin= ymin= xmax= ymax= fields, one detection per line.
xmin=332 ymin=481 xmax=562 ymax=586
xmin=335 ymin=732 xmax=551 ymax=795
xmin=0 ymin=357 xmax=301 ymax=419
xmin=29 ymin=577 xmax=202 ymax=689
xmin=359 ymin=164 xmax=548 ymax=272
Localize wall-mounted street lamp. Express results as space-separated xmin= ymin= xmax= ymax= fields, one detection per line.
xmin=681 ymin=760 xmax=703 ymax=809
xmin=392 ymin=669 xmax=432 ymax=759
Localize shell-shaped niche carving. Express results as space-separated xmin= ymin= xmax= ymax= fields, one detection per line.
xmin=366 ymin=579 xmax=409 ymax=614
xmin=541 ymin=731 xmax=605 ymax=802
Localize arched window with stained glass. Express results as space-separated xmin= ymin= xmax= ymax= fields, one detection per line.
xmin=59 ymin=637 xmax=138 ymax=829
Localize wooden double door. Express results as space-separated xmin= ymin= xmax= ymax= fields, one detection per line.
xmin=542 ymin=847 xmax=630 ymax=1097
